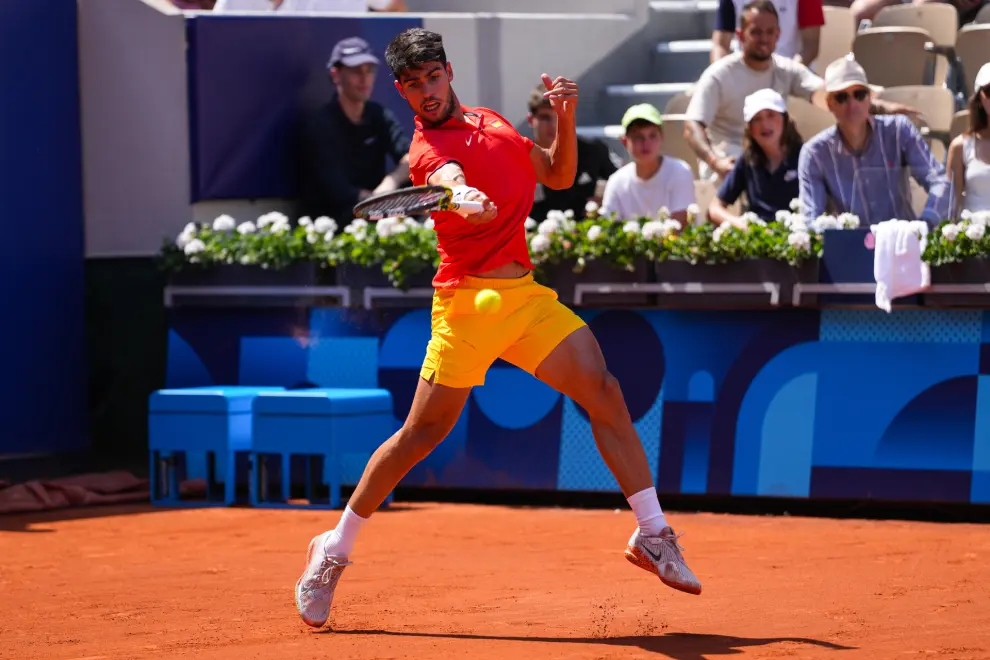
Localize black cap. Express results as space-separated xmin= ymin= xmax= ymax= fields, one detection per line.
xmin=328 ymin=37 xmax=380 ymax=69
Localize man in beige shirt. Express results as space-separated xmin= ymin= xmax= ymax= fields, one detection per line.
xmin=685 ymin=0 xmax=914 ymax=182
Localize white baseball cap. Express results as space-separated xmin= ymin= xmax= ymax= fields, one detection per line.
xmin=743 ymin=88 xmax=787 ymax=122
xmin=823 ymin=53 xmax=883 ymax=94
xmin=975 ymin=62 xmax=990 ymax=91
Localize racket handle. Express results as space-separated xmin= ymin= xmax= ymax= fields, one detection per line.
xmin=451 ymin=200 xmax=486 ymax=216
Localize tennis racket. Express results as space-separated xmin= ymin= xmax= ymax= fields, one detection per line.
xmin=352 ymin=185 xmax=486 ymax=220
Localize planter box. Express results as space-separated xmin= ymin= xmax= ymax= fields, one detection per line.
xmin=165 ymin=263 xmax=335 ymax=307
xmin=336 ymin=262 xmax=436 ymax=308
xmin=922 ymin=259 xmax=990 ymax=309
xmin=538 ymin=258 xmax=655 ymax=307
xmin=653 ymin=258 xmax=819 ymax=309
xmin=168 ymin=262 xmax=329 ymax=287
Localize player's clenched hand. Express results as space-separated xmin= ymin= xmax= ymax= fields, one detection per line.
xmin=463 ymin=188 xmax=498 ymax=225
xmin=542 ymin=73 xmax=578 ymax=121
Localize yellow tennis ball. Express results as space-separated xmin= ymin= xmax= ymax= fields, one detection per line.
xmin=474 ymin=288 xmax=502 ymax=314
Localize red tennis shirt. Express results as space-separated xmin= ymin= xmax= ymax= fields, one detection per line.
xmin=408 ymin=106 xmax=537 ymax=289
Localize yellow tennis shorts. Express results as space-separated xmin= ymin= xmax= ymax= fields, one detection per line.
xmin=420 ymin=273 xmax=587 ymax=388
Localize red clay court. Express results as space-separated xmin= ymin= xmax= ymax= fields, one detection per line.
xmin=3 ymin=502 xmax=989 ymax=660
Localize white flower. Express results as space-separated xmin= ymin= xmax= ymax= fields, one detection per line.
xmin=344 ymin=218 xmax=369 ymax=238
xmin=324 ymin=231 xmax=335 ymax=243
xmin=239 ymin=255 xmax=255 ymax=265
xmin=256 ymin=211 xmax=287 ymax=229
xmin=212 ymin=215 xmax=236 ymax=232
xmin=546 ymin=209 xmax=567 ymax=223
xmin=306 ymin=232 xmax=319 ymax=244
xmin=942 ymin=223 xmax=961 ymax=241
xmin=788 ymin=230 xmax=811 ymax=252
xmin=960 ymin=209 xmax=973 ymax=222
xmin=739 ymin=211 xmax=766 ymax=227
xmin=236 ymin=221 xmax=256 ymax=235
xmin=838 ymin=212 xmax=860 ymax=229
xmin=183 ymin=239 xmax=205 ymax=256
xmin=642 ymin=219 xmax=681 ymax=240
xmin=713 ymin=223 xmax=733 ymax=243
xmin=270 ymin=218 xmax=291 ymax=234
xmin=784 ymin=214 xmax=808 ymax=232
xmin=175 ymin=225 xmax=197 ymax=249
xmin=375 ymin=217 xmax=399 ymax=238
xmin=775 ymin=210 xmax=792 ymax=223
xmin=530 ymin=234 xmax=551 ymax=253
xmin=656 ymin=206 xmax=671 ymax=220
xmin=965 ymin=222 xmax=985 ymax=241
xmin=403 ymin=216 xmax=420 ymax=227
xmin=424 ymin=218 xmax=435 ymax=230
xmin=298 ymin=216 xmax=313 ymax=227
xmin=811 ymin=215 xmax=841 ymax=232
xmin=537 ymin=218 xmax=561 ymax=236
xmin=789 ymin=198 xmax=804 ymax=213
xmin=524 ymin=217 xmax=537 ymax=231
xmin=314 ymin=216 xmax=337 ymax=234
xmin=971 ymin=211 xmax=990 ymax=226
xmin=622 ymin=220 xmax=641 ymax=234
xmin=686 ymin=203 xmax=700 ymax=221
xmin=564 ymin=209 xmax=575 ymax=220
xmin=586 ymin=225 xmax=603 ymax=241
xmin=585 ymin=201 xmax=599 ymax=215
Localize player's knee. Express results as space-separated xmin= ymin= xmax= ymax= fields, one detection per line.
xmin=582 ymin=369 xmax=625 ymax=421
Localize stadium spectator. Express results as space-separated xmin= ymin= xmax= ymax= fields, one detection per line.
xmin=914 ymin=0 xmax=988 ymax=27
xmin=297 ymin=37 xmax=411 ymax=222
xmin=798 ymin=55 xmax=950 ymax=225
xmin=709 ymin=89 xmax=804 ymax=226
xmin=711 ymin=0 xmax=824 ymax=64
xmin=685 ymin=0 xmax=915 ymax=183
xmin=600 ymin=104 xmax=696 ymax=223
xmin=526 ymin=85 xmax=622 ymax=221
xmin=947 ymin=63 xmax=990 ymax=213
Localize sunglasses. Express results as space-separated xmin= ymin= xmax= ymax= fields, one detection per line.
xmin=832 ymin=88 xmax=870 ymax=104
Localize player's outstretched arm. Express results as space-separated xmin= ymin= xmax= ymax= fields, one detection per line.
xmin=428 ymin=161 xmax=498 ymax=224
xmin=530 ymin=73 xmax=578 ymax=191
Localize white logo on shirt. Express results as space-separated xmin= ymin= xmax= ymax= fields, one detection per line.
xmin=466 ymin=134 xmax=474 ymax=146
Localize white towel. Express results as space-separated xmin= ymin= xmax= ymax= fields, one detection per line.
xmin=870 ymin=220 xmax=931 ymax=313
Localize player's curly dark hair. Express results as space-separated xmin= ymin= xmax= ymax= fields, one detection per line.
xmin=385 ymin=28 xmax=448 ymax=79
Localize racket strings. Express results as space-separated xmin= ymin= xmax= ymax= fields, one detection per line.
xmin=358 ymin=190 xmax=447 ymax=219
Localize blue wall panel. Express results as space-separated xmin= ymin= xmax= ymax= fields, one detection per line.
xmin=185 ymin=15 xmax=421 ymax=201
xmin=0 ymin=0 xmax=87 ymax=454
xmin=165 ymin=307 xmax=990 ymax=504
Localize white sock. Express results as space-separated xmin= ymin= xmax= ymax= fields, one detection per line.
xmin=627 ymin=487 xmax=667 ymax=537
xmin=324 ymin=506 xmax=368 ymax=558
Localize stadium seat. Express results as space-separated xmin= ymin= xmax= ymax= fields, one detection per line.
xmin=811 ymin=7 xmax=857 ymax=76
xmin=660 ymin=115 xmax=701 ymax=177
xmin=147 ymin=386 xmax=285 ymax=506
xmin=951 ymin=109 xmax=970 ymax=141
xmin=976 ymin=3 xmax=990 ymax=23
xmin=249 ymin=389 xmax=396 ymax=510
xmin=872 ymin=4 xmax=958 ymax=88
xmin=853 ymin=27 xmax=932 ymax=88
xmin=876 ymin=85 xmax=955 ymax=144
xmin=955 ymin=24 xmax=990 ymax=95
xmin=664 ymin=91 xmax=692 ymax=115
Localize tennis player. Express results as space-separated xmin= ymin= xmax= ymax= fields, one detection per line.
xmin=296 ymin=27 xmax=702 ymax=629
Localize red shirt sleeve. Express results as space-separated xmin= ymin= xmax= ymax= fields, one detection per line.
xmin=797 ymin=0 xmax=825 ymax=28
xmin=408 ymin=132 xmax=453 ymax=186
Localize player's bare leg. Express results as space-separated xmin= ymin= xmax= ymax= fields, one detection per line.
xmin=534 ymin=326 xmax=702 ymax=595
xmin=295 ymin=376 xmax=470 ymax=627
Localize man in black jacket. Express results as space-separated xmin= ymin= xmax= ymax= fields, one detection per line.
xmin=298 ymin=37 xmax=411 ymax=221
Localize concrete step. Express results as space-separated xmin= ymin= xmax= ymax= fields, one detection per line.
xmin=646 ymin=0 xmax=718 ymax=42
xmin=600 ymin=82 xmax=693 ymax=123
xmin=653 ymin=39 xmax=713 ymax=83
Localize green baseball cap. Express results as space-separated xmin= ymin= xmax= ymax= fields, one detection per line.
xmin=621 ymin=103 xmax=664 ymax=131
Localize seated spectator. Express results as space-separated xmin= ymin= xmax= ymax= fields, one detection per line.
xmin=601 ymin=104 xmax=696 ymax=223
xmin=526 ymin=85 xmax=622 ymax=221
xmin=709 ymin=89 xmax=804 ymax=226
xmin=686 ymin=0 xmax=915 ymax=183
xmin=711 ymin=0 xmax=824 ymax=65
xmin=947 ymin=63 xmax=990 ymax=213
xmin=854 ymin=0 xmax=986 ymax=26
xmin=297 ymin=37 xmax=411 ymax=222
xmin=798 ymin=55 xmax=950 ymax=225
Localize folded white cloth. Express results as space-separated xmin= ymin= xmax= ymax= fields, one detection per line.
xmin=870 ymin=219 xmax=930 ymax=313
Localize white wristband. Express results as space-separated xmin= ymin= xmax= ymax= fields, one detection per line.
xmin=450 ymin=185 xmax=478 ymax=203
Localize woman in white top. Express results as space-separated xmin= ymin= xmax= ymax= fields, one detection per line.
xmin=947 ymin=63 xmax=990 ymax=214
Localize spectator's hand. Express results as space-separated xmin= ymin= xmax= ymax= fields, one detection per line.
xmin=358 ymin=189 xmax=374 ymax=201
xmin=462 ymin=188 xmax=498 ymax=225
xmin=542 ymin=74 xmax=578 ymax=121
xmin=711 ymin=156 xmax=736 ymax=176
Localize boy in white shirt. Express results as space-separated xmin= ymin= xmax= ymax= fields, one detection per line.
xmin=601 ymin=104 xmax=696 ymax=224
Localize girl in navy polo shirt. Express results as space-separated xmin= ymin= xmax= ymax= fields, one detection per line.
xmin=708 ymin=88 xmax=804 ymax=227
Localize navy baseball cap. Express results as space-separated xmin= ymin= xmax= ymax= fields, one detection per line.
xmin=328 ymin=37 xmax=380 ymax=69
